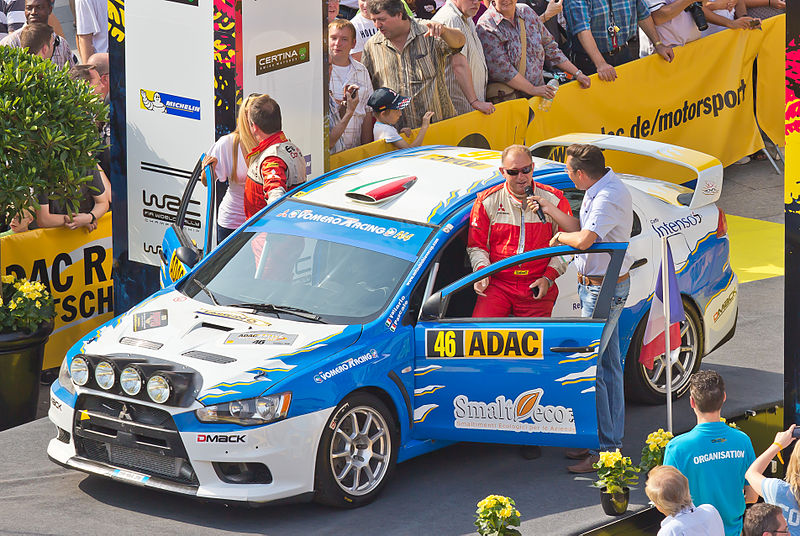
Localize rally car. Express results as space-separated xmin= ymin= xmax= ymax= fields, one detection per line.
xmin=47 ymin=134 xmax=738 ymax=507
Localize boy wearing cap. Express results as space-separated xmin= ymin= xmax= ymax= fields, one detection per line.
xmin=368 ymin=87 xmax=434 ymax=149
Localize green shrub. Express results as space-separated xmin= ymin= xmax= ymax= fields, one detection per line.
xmin=0 ymin=46 xmax=108 ymax=223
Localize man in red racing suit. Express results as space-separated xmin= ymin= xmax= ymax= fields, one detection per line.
xmin=243 ymin=95 xmax=307 ymax=219
xmin=467 ymin=144 xmax=573 ymax=317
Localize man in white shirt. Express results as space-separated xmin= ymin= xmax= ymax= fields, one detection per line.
xmin=75 ymin=0 xmax=107 ymax=63
xmin=328 ymin=18 xmax=374 ymax=153
xmin=433 ymin=0 xmax=494 ymax=115
xmin=350 ymin=0 xmax=377 ymax=61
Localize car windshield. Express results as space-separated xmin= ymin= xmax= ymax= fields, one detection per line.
xmin=180 ymin=230 xmax=412 ymax=324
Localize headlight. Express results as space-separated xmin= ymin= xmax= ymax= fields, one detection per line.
xmin=196 ymin=393 xmax=292 ymax=426
xmin=58 ymin=358 xmax=75 ymax=394
xmin=94 ymin=361 xmax=115 ymax=390
xmin=70 ymin=357 xmax=89 ymax=386
xmin=147 ymin=374 xmax=171 ymax=403
xmin=120 ymin=367 xmax=142 ymax=396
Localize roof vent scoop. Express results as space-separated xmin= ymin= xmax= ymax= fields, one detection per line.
xmin=345 ymin=175 xmax=417 ymax=204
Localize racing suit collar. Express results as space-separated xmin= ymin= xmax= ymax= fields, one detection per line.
xmin=503 ymin=180 xmax=536 ymax=208
xmin=247 ymin=131 xmax=288 ymax=159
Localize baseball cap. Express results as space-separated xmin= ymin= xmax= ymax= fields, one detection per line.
xmin=368 ymin=87 xmax=411 ymax=112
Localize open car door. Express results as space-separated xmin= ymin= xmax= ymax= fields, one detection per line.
xmin=411 ymin=243 xmax=627 ymax=449
xmin=159 ymin=155 xmax=217 ymax=287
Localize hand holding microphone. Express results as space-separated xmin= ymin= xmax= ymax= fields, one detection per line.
xmin=525 ymin=185 xmax=547 ymax=223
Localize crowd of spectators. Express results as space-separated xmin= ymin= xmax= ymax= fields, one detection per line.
xmin=0 ymin=0 xmax=110 ymax=237
xmin=326 ymin=0 xmax=780 ymax=154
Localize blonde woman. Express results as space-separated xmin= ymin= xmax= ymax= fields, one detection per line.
xmin=745 ymin=424 xmax=800 ymax=536
xmin=202 ymin=95 xmax=258 ymax=242
xmin=645 ymin=465 xmax=724 ymax=535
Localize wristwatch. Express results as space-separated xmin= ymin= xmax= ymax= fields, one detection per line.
xmin=89 ymin=212 xmax=96 ymax=224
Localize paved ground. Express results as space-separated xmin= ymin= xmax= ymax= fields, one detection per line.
xmin=17 ymin=5 xmax=786 ymax=535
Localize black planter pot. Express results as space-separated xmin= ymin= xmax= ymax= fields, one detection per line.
xmin=0 ymin=321 xmax=53 ymax=432
xmin=600 ymin=486 xmax=630 ymax=516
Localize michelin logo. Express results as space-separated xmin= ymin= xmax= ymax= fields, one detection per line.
xmin=314 ymin=350 xmax=379 ymax=383
xmin=140 ymin=89 xmax=201 ymax=120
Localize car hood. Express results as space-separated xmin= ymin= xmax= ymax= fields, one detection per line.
xmin=82 ymin=291 xmax=362 ymax=404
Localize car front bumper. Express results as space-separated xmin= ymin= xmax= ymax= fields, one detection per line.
xmin=47 ymin=382 xmax=334 ymax=504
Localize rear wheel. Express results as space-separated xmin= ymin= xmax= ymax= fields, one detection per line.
xmin=314 ymin=393 xmax=398 ymax=508
xmin=624 ymin=299 xmax=704 ymax=405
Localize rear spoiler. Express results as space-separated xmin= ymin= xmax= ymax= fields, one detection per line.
xmin=529 ymin=133 xmax=723 ymax=209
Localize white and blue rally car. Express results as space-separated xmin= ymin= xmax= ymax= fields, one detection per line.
xmin=47 ymin=134 xmax=738 ymax=507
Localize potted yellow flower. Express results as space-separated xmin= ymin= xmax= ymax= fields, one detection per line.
xmin=0 ymin=274 xmax=56 ymax=431
xmin=639 ymin=428 xmax=674 ymax=473
xmin=593 ymin=449 xmax=640 ymax=516
xmin=474 ymin=494 xmax=522 ymax=536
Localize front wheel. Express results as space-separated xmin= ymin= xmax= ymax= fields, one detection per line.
xmin=624 ymin=299 xmax=704 ymax=405
xmin=314 ymin=393 xmax=398 ymax=508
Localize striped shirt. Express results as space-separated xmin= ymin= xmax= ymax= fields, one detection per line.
xmin=433 ymin=0 xmax=487 ymax=114
xmin=329 ymin=58 xmax=374 ymax=153
xmin=563 ymin=0 xmax=650 ymax=54
xmin=362 ymin=18 xmax=460 ymax=130
xmin=476 ymin=4 xmax=567 ymax=87
xmin=0 ymin=0 xmax=25 ymax=40
xmin=0 ymin=27 xmax=79 ymax=68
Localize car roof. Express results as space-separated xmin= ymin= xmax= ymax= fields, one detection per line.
xmin=291 ymin=146 xmax=566 ymax=226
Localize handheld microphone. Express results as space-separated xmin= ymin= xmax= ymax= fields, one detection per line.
xmin=525 ymin=185 xmax=546 ymax=223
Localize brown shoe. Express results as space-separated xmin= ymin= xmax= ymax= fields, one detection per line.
xmin=568 ymin=454 xmax=600 ymax=473
xmin=565 ymin=448 xmax=590 ymax=460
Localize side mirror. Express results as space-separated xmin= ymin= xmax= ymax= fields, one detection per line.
xmin=420 ymin=291 xmax=444 ymax=321
xmin=175 ymin=246 xmax=200 ymax=269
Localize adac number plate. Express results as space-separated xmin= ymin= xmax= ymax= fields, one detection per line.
xmin=425 ymin=329 xmax=543 ymax=359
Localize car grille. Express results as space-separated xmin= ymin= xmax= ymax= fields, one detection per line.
xmin=73 ymin=395 xmax=198 ymax=485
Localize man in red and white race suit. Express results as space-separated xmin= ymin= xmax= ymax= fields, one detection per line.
xmin=467 ymin=145 xmax=573 ymax=317
xmin=243 ymin=95 xmax=307 ymax=219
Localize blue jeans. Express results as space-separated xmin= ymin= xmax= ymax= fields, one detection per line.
xmin=579 ymin=278 xmax=630 ymax=450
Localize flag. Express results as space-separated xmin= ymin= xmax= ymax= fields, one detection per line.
xmin=640 ymin=242 xmax=686 ymax=370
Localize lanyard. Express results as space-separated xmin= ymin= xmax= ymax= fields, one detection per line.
xmin=604 ymin=0 xmax=621 ymax=50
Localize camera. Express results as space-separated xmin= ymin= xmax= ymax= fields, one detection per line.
xmin=684 ymin=2 xmax=708 ymax=31
xmin=792 ymin=427 xmax=800 ymax=439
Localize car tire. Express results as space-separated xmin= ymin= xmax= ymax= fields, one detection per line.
xmin=624 ymin=298 xmax=704 ymax=405
xmin=314 ymin=393 xmax=398 ymax=508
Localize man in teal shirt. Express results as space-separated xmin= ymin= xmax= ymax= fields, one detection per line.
xmin=663 ymin=370 xmax=757 ymax=536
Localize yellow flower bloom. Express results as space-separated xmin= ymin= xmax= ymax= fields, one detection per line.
xmin=499 ymin=506 xmax=512 ymax=518
xmin=1 ymin=274 xmax=15 ymax=284
xmin=9 ymin=301 xmax=17 ymax=310
xmin=649 ymin=443 xmax=657 ymax=451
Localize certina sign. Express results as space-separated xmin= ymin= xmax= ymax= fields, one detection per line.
xmin=453 ymin=388 xmax=576 ymax=434
xmin=256 ymin=42 xmax=310 ymax=75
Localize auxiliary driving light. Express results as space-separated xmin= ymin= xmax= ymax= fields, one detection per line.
xmin=120 ymin=366 xmax=142 ymax=396
xmin=95 ymin=361 xmax=115 ymax=390
xmin=147 ymin=374 xmax=171 ymax=404
xmin=70 ymin=357 xmax=89 ymax=386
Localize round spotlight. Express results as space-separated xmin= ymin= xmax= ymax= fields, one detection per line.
xmin=147 ymin=375 xmax=171 ymax=404
xmin=70 ymin=357 xmax=89 ymax=386
xmin=95 ymin=361 xmax=115 ymax=390
xmin=120 ymin=367 xmax=142 ymax=396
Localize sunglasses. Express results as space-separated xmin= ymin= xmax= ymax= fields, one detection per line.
xmin=504 ymin=165 xmax=532 ymax=176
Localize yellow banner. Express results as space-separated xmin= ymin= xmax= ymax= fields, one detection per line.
xmin=526 ymin=28 xmax=764 ymax=176
xmin=329 ymin=98 xmax=530 ymax=170
xmin=1 ymin=215 xmax=114 ymax=369
xmin=757 ymin=15 xmax=785 ymax=148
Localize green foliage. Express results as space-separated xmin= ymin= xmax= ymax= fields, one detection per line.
xmin=594 ymin=449 xmax=640 ymax=494
xmin=474 ymin=495 xmax=522 ymax=536
xmin=639 ymin=428 xmax=673 ymax=473
xmin=0 ymin=46 xmax=107 ymax=222
xmin=0 ymin=274 xmax=55 ymax=333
